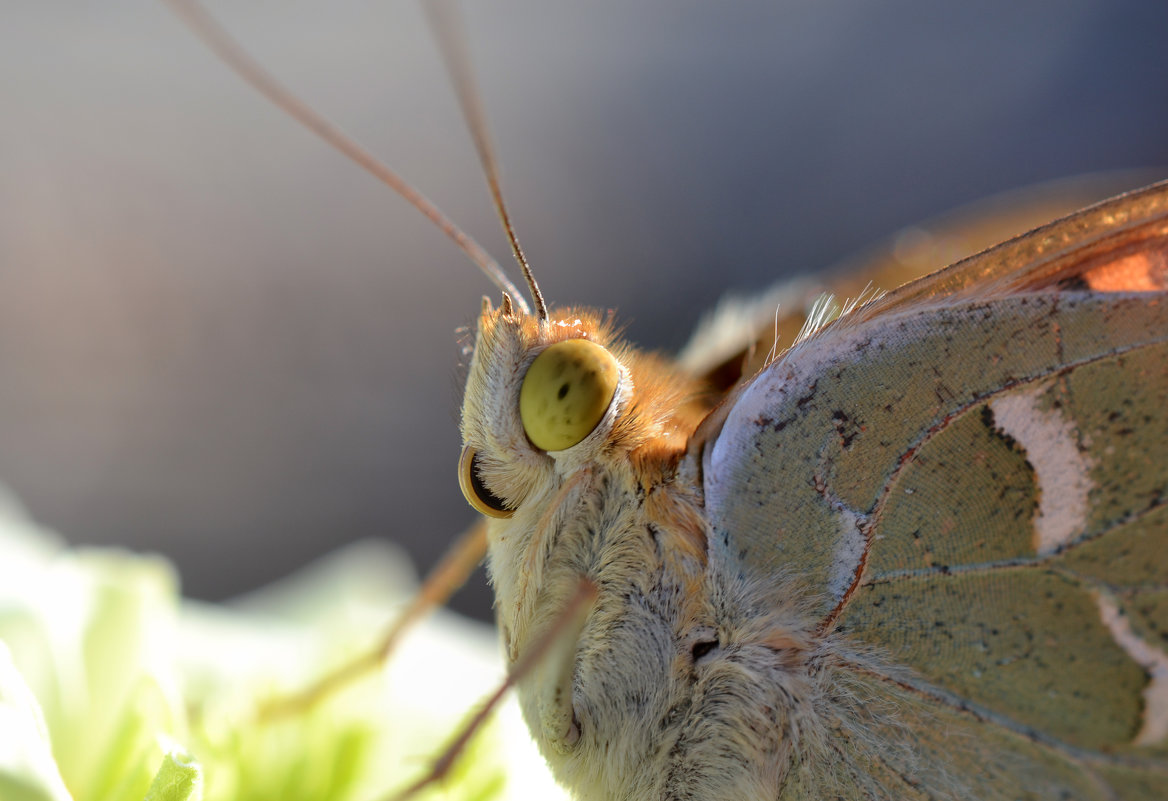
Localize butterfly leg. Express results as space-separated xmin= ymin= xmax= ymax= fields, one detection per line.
xmin=258 ymin=518 xmax=489 ymax=721
xmin=385 ymin=577 xmax=598 ymax=801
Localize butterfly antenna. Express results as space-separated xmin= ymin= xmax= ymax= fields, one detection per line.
xmin=160 ymin=0 xmax=530 ymax=312
xmin=424 ymin=0 xmax=549 ymax=322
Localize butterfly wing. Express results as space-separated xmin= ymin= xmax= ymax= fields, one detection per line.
xmin=698 ymin=180 xmax=1168 ymax=798
xmin=681 ymin=176 xmax=1165 ymax=389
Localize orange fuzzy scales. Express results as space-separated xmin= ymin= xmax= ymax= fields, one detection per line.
xmin=1082 ymin=243 xmax=1168 ymax=291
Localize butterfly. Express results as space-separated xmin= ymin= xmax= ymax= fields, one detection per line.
xmin=163 ymin=1 xmax=1168 ymax=798
xmin=458 ymin=180 xmax=1168 ymax=800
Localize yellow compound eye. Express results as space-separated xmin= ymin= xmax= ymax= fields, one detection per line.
xmin=520 ymin=338 xmax=620 ymax=451
xmin=458 ymin=446 xmax=514 ymax=518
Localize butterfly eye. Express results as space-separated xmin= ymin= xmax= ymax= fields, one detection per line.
xmin=519 ymin=339 xmax=620 ymax=451
xmin=457 ymin=446 xmax=514 ymax=519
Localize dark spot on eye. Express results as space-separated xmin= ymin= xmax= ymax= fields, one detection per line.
xmin=691 ymin=640 xmax=718 ymax=662
xmin=558 ymin=382 xmax=570 ymax=400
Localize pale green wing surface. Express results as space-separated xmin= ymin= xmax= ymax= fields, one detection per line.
xmin=701 ymin=184 xmax=1168 ymax=797
xmin=778 ymin=669 xmax=1129 ymax=800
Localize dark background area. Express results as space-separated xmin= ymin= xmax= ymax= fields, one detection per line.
xmin=2 ymin=0 xmax=1166 ymax=621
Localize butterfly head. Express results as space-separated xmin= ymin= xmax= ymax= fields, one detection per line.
xmin=458 ymin=294 xmax=634 ymax=519
xmin=458 ymin=293 xmax=713 ymax=524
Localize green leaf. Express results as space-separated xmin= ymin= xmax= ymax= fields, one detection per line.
xmin=143 ymin=749 xmax=203 ymax=801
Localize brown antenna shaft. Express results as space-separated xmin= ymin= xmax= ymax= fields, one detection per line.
xmin=161 ymin=0 xmax=530 ymax=312
xmin=425 ymin=0 xmax=549 ymax=321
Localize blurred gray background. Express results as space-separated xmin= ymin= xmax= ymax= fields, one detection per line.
xmin=2 ymin=0 xmax=1167 ymax=620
